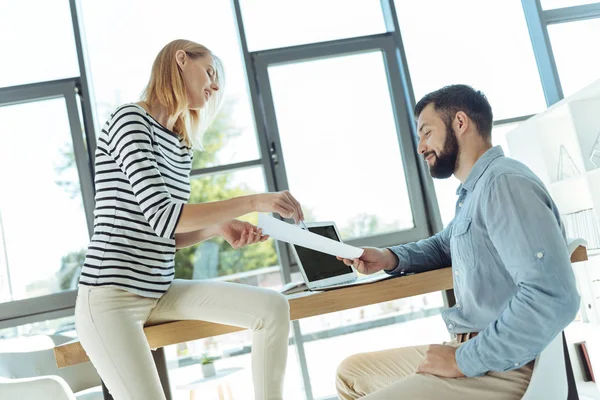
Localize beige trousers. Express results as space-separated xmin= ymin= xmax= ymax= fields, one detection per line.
xmin=75 ymin=279 xmax=290 ymax=400
xmin=336 ymin=340 xmax=534 ymax=400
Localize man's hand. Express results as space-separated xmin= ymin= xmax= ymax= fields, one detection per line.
xmin=416 ymin=344 xmax=465 ymax=378
xmin=219 ymin=219 xmax=269 ymax=249
xmin=336 ymin=247 xmax=398 ymax=275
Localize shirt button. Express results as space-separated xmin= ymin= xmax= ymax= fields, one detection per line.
xmin=514 ymin=362 xmax=520 ymax=367
xmin=456 ymin=303 xmax=461 ymax=309
xmin=455 ymin=271 xmax=460 ymax=276
xmin=536 ymin=252 xmax=544 ymax=259
xmin=448 ymin=323 xmax=455 ymax=329
xmin=458 ymin=202 xmax=463 ymax=207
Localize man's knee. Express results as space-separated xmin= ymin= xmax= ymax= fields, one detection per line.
xmin=336 ymin=353 xmax=365 ymax=380
xmin=336 ymin=353 xmax=370 ymax=399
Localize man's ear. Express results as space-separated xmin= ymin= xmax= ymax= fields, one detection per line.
xmin=454 ymin=111 xmax=469 ymax=136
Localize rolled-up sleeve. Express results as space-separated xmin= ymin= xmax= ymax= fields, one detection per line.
xmin=387 ymin=223 xmax=453 ymax=275
xmin=455 ymin=173 xmax=580 ymax=377
xmin=104 ymin=107 xmax=184 ymax=239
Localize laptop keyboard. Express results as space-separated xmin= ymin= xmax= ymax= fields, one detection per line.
xmin=313 ymin=278 xmax=356 ymax=289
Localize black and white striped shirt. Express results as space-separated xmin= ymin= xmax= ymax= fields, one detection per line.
xmin=79 ymin=104 xmax=192 ymax=298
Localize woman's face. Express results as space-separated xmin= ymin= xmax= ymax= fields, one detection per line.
xmin=177 ymin=51 xmax=219 ymax=110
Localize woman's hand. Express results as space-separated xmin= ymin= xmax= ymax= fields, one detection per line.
xmin=219 ymin=219 xmax=269 ymax=249
xmin=251 ymin=191 xmax=304 ymax=223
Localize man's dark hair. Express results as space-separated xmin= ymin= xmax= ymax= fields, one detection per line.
xmin=414 ymin=84 xmax=493 ymax=140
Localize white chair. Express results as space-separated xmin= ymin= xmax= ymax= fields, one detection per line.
xmin=0 ymin=334 xmax=103 ymax=400
xmin=521 ymin=238 xmax=588 ymax=400
xmin=0 ymin=375 xmax=76 ymax=400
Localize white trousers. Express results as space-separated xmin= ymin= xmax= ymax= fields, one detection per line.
xmin=75 ymin=280 xmax=290 ymax=400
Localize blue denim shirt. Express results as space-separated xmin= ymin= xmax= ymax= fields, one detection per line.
xmin=388 ymin=146 xmax=580 ymax=377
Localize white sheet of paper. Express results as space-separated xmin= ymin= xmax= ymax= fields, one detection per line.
xmin=257 ymin=214 xmax=364 ymax=259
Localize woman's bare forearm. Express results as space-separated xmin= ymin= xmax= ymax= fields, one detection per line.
xmin=175 ymin=224 xmax=222 ymax=249
xmin=175 ymin=195 xmax=256 ymax=234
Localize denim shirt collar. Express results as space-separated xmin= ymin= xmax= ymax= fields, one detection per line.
xmin=455 ymin=146 xmax=504 ymax=195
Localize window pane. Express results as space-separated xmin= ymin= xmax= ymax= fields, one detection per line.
xmin=165 ymin=332 xmax=306 ymax=399
xmin=0 ymin=0 xmax=79 ymax=88
xmin=175 ymin=167 xmax=282 ymax=281
xmin=0 ymin=315 xmax=76 ymax=341
xmin=240 ymin=0 xmax=386 ymax=51
xmin=541 ymin=0 xmax=600 ymax=9
xmin=548 ymin=18 xmax=600 ymax=97
xmin=300 ymin=295 xmax=448 ymax=398
xmin=432 ymin=122 xmax=520 ymax=227
xmin=80 ymin=0 xmax=260 ymax=168
xmin=268 ymin=52 xmax=414 ymax=240
xmin=396 ymin=0 xmax=546 ymax=120
xmin=0 ymin=99 xmax=89 ymax=303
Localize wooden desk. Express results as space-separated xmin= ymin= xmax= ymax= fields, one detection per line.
xmin=55 ymin=267 xmax=454 ymax=368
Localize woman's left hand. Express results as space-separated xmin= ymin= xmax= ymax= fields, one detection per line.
xmin=219 ymin=219 xmax=269 ymax=249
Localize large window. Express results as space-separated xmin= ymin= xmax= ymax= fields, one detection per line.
xmin=396 ymin=0 xmax=546 ymax=121
xmin=267 ymin=52 xmax=414 ymax=239
xmin=548 ymin=18 xmax=600 ymax=97
xmin=0 ymin=99 xmax=89 ymax=302
xmin=0 ymin=0 xmax=79 ymax=88
xmin=239 ymin=0 xmax=387 ymax=51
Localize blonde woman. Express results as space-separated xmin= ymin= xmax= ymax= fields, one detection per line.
xmin=75 ymin=39 xmax=302 ymax=400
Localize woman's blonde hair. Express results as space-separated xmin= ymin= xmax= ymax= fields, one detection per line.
xmin=142 ymin=39 xmax=225 ymax=148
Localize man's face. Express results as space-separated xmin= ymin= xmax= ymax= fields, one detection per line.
xmin=416 ymin=103 xmax=459 ymax=179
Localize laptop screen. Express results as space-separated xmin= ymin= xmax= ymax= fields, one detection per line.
xmin=294 ymin=225 xmax=353 ymax=282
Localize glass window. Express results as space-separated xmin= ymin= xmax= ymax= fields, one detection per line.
xmin=80 ymin=0 xmax=260 ymax=168
xmin=300 ymin=294 xmax=448 ymax=398
xmin=548 ymin=18 xmax=600 ymax=97
xmin=396 ymin=0 xmax=547 ymax=120
xmin=267 ymin=52 xmax=414 ymax=240
xmin=0 ymin=315 xmax=76 ymax=342
xmin=0 ymin=99 xmax=89 ymax=303
xmin=541 ymin=0 xmax=600 ymax=9
xmin=0 ymin=0 xmax=79 ymax=88
xmin=432 ymin=122 xmax=521 ymax=227
xmin=176 ymin=167 xmax=282 ymax=283
xmin=239 ymin=0 xmax=386 ymax=51
xmin=165 ymin=331 xmax=306 ymax=399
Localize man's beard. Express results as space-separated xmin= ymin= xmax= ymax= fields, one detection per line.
xmin=426 ymin=124 xmax=459 ymax=179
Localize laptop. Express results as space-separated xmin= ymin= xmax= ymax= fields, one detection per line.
xmin=290 ymin=221 xmax=393 ymax=291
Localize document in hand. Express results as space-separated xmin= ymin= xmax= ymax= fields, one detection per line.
xmin=257 ymin=214 xmax=364 ymax=260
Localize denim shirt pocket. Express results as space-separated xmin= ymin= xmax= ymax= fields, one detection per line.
xmin=451 ymin=217 xmax=476 ymax=270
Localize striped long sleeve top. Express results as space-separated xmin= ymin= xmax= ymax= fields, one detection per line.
xmin=78 ymin=104 xmax=192 ymax=298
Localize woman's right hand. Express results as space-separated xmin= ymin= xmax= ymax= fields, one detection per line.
xmin=252 ymin=191 xmax=304 ymax=223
